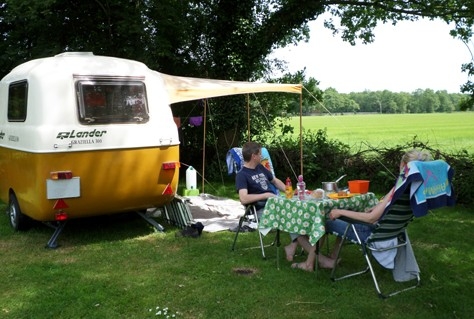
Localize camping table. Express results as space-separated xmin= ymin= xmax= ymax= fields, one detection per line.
xmin=258 ymin=193 xmax=377 ymax=245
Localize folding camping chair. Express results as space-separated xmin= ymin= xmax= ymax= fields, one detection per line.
xmin=227 ymin=147 xmax=280 ymax=259
xmin=329 ymin=159 xmax=455 ymax=299
xmin=329 ymin=191 xmax=419 ymax=298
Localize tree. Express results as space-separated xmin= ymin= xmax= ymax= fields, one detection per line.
xmin=436 ymin=90 xmax=455 ymax=112
xmin=1 ymin=0 xmax=473 ymax=170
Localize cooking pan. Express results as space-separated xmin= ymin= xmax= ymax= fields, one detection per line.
xmin=322 ymin=174 xmax=346 ymax=193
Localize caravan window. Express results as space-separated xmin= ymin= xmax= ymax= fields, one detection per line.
xmin=8 ymin=81 xmax=28 ymax=122
xmin=76 ymin=76 xmax=149 ymax=124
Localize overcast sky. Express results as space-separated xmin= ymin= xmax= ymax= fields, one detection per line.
xmin=272 ymin=15 xmax=473 ymax=93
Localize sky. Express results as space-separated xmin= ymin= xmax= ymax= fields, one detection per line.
xmin=272 ymin=15 xmax=473 ymax=93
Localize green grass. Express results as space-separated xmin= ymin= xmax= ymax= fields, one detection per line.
xmin=2 ymin=113 xmax=473 ymax=318
xmin=288 ymin=112 xmax=474 ymax=152
xmin=1 ymin=198 xmax=473 ymax=319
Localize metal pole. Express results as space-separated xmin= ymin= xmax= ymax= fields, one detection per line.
xmin=300 ymin=90 xmax=303 ymax=176
xmin=202 ymin=99 xmax=207 ymax=193
xmin=247 ymin=94 xmax=250 ymax=141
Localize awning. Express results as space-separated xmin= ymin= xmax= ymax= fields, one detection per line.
xmin=159 ymin=72 xmax=302 ymax=104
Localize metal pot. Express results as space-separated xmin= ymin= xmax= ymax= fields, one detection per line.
xmin=322 ymin=174 xmax=347 ymax=193
xmin=322 ymin=182 xmax=338 ymax=193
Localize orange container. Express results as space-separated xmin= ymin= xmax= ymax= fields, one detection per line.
xmin=348 ymin=180 xmax=370 ymax=194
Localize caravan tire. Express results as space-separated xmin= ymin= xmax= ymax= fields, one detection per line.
xmin=8 ymin=192 xmax=29 ymax=231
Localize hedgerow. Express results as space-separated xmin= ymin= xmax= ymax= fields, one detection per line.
xmin=266 ymin=129 xmax=472 ymax=206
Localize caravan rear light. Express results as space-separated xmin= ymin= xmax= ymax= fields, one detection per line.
xmin=55 ymin=211 xmax=68 ymax=221
xmin=162 ymin=183 xmax=174 ymax=195
xmin=162 ymin=162 xmax=178 ymax=170
xmin=50 ymin=171 xmax=73 ymax=180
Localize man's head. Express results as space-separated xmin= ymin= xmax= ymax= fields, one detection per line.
xmin=242 ymin=141 xmax=262 ymax=162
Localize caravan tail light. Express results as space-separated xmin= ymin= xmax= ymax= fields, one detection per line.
xmin=53 ymin=200 xmax=69 ymax=221
xmin=50 ymin=171 xmax=73 ymax=180
xmin=55 ymin=211 xmax=68 ymax=221
xmin=162 ymin=183 xmax=174 ymax=195
xmin=162 ymin=162 xmax=179 ymax=170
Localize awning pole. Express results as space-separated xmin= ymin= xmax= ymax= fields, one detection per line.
xmin=300 ymin=90 xmax=303 ymax=176
xmin=247 ymin=94 xmax=250 ymax=141
xmin=202 ymin=99 xmax=207 ymax=193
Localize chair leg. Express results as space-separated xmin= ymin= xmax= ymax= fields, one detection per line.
xmin=231 ymin=206 xmax=268 ymax=260
xmin=231 ymin=216 xmax=245 ymax=251
xmin=257 ymin=226 xmax=266 ymax=259
xmin=253 ymin=208 xmax=267 ymax=259
xmin=274 ymin=230 xmax=281 ymax=269
xmin=330 ymin=225 xmax=421 ymax=298
xmin=330 ymin=224 xmax=370 ymax=281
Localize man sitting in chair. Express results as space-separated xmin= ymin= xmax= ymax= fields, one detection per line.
xmin=235 ymin=141 xmax=285 ymax=216
xmin=236 ymin=141 xmax=333 ymax=269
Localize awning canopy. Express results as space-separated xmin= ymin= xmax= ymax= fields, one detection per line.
xmin=159 ymin=72 xmax=302 ymax=104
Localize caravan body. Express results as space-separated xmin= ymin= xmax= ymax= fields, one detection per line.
xmin=0 ymin=52 xmax=180 ymax=227
xmin=0 ymin=52 xmax=301 ymax=234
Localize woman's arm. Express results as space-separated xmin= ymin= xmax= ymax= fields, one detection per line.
xmin=328 ymin=188 xmax=393 ymax=224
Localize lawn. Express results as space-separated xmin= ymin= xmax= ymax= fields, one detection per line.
xmin=1 ymin=198 xmax=473 ymax=318
xmin=288 ymin=112 xmax=474 ymax=152
xmin=1 ymin=112 xmax=473 ymax=318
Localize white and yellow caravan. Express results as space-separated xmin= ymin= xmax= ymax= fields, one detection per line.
xmin=0 ymin=52 xmax=301 ymax=247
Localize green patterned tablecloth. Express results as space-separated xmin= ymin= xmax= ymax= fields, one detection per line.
xmin=259 ymin=193 xmax=378 ymax=245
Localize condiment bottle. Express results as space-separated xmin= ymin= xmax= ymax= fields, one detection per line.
xmin=285 ymin=177 xmax=293 ymax=199
xmin=297 ymin=175 xmax=306 ymax=200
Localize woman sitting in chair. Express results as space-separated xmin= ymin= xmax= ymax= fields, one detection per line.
xmin=290 ymin=148 xmax=432 ymax=272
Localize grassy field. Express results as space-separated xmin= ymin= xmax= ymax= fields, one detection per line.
xmin=1 ymin=201 xmax=473 ymax=319
xmin=1 ymin=112 xmax=473 ymax=318
xmin=288 ymin=112 xmax=474 ymax=152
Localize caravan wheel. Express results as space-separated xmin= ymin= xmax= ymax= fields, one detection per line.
xmin=8 ymin=192 xmax=29 ymax=231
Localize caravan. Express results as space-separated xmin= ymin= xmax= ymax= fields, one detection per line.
xmin=0 ymin=52 xmax=301 ymax=246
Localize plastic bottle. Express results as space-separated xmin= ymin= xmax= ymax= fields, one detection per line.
xmin=297 ymin=175 xmax=306 ymax=200
xmin=285 ymin=177 xmax=293 ymax=199
xmin=186 ymin=166 xmax=197 ymax=190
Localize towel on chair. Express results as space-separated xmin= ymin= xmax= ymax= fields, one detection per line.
xmin=226 ymin=147 xmax=276 ymax=176
xmin=392 ymin=233 xmax=420 ymax=282
xmin=226 ymin=147 xmax=243 ymax=175
xmin=392 ymin=160 xmax=455 ymax=217
xmin=369 ymin=235 xmax=420 ymax=282
xmin=260 ymin=147 xmax=275 ymax=176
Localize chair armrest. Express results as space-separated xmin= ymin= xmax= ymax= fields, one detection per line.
xmin=244 ymin=200 xmax=267 ymax=210
xmin=337 ymin=215 xmax=374 ymax=227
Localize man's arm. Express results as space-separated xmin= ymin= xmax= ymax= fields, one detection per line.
xmin=271 ymin=176 xmax=286 ymax=192
xmin=238 ymin=188 xmax=277 ymax=205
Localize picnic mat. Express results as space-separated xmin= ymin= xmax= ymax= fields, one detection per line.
xmin=185 ymin=194 xmax=244 ymax=232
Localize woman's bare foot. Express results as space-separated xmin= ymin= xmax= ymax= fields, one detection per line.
xmin=291 ymin=262 xmax=314 ymax=272
xmin=284 ymin=242 xmax=297 ymax=262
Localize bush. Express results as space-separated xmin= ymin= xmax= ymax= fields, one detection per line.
xmin=267 ymin=132 xmax=472 ymax=206
xmin=195 ymin=130 xmax=472 ymax=206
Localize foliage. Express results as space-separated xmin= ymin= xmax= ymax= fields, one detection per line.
xmin=1 ymin=1 xmax=473 ymax=201
xmin=263 ymin=128 xmax=351 ymax=183
xmin=265 ymin=135 xmax=474 ymax=206
xmin=2 ymin=0 xmax=474 ymax=169
xmin=342 ymin=89 xmax=463 ymax=114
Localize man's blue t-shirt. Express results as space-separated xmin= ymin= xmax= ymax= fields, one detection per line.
xmin=235 ymin=164 xmax=274 ymax=196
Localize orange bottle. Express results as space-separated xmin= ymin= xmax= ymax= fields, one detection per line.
xmin=285 ymin=177 xmax=293 ymax=199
